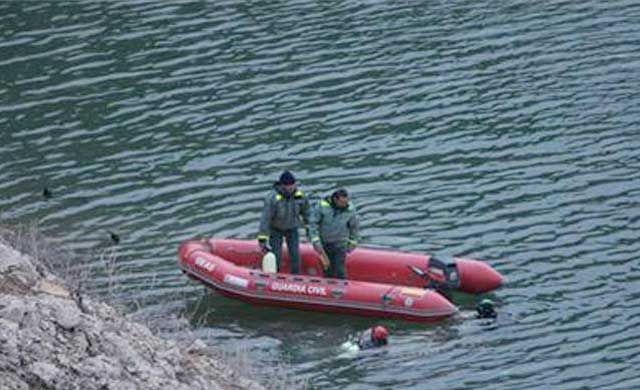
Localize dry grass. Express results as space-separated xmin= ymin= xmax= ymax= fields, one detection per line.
xmin=0 ymin=221 xmax=116 ymax=301
xmin=168 ymin=293 xmax=309 ymax=389
xmin=0 ymin=222 xmax=307 ymax=390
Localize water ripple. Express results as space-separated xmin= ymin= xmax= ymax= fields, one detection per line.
xmin=1 ymin=0 xmax=639 ymax=388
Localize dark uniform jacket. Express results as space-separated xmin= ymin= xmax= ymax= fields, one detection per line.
xmin=257 ymin=183 xmax=311 ymax=240
xmin=309 ymin=196 xmax=359 ymax=247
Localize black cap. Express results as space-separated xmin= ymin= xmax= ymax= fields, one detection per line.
xmin=332 ymin=188 xmax=349 ymax=198
xmin=279 ymin=171 xmax=296 ymax=185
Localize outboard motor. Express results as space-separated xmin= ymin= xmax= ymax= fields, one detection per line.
xmin=426 ymin=255 xmax=461 ymax=290
xmin=408 ymin=256 xmax=459 ymax=301
xmin=410 ymin=255 xmax=504 ymax=295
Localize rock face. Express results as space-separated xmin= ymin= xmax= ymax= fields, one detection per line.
xmin=0 ymin=240 xmax=264 ymax=390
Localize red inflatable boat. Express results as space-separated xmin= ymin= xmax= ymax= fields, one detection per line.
xmin=178 ymin=238 xmax=503 ymax=323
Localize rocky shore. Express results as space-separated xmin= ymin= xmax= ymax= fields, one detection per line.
xmin=0 ymin=235 xmax=264 ymax=390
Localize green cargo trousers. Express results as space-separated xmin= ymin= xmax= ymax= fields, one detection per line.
xmin=269 ymin=228 xmax=301 ymax=274
xmin=322 ymin=242 xmax=347 ymax=279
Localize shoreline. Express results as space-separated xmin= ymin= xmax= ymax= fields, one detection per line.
xmin=0 ymin=228 xmax=265 ymax=390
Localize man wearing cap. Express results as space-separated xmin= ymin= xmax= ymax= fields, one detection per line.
xmin=309 ymin=188 xmax=359 ymax=279
xmin=257 ymin=171 xmax=311 ymax=274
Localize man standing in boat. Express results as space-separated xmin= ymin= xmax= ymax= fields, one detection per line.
xmin=309 ymin=188 xmax=360 ymax=279
xmin=257 ymin=171 xmax=311 ymax=274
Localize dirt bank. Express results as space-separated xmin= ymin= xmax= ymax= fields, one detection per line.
xmin=0 ymin=234 xmax=264 ymax=390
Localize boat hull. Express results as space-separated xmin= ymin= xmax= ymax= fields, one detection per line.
xmin=199 ymin=238 xmax=503 ymax=294
xmin=179 ymin=239 xmax=459 ymax=323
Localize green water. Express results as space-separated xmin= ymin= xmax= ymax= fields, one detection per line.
xmin=2 ymin=1 xmax=640 ymax=388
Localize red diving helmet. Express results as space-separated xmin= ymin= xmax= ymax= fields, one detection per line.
xmin=372 ymin=326 xmax=389 ymax=345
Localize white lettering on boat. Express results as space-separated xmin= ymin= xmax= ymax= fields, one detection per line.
xmin=194 ymin=257 xmax=216 ymax=272
xmin=270 ymin=282 xmax=328 ymax=296
xmin=224 ymin=274 xmax=249 ymax=288
xmin=401 ymin=287 xmax=426 ymax=297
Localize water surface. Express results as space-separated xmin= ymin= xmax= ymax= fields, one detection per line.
xmin=1 ymin=1 xmax=639 ymax=388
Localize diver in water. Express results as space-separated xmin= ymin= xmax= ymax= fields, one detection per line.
xmin=476 ymin=299 xmax=498 ymax=319
xmin=473 ymin=298 xmax=519 ymax=327
xmin=357 ymin=325 xmax=389 ymax=350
